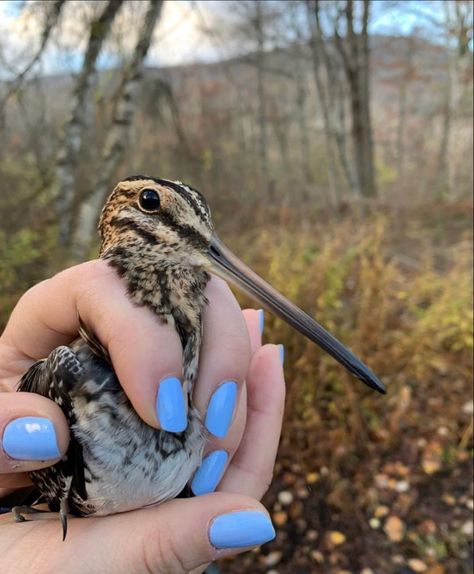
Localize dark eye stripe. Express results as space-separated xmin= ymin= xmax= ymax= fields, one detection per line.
xmin=109 ymin=216 xmax=157 ymax=244
xmin=110 ymin=214 xmax=208 ymax=251
xmin=158 ymin=212 xmax=209 ymax=250
xmin=146 ymin=177 xmax=210 ymax=222
xmin=122 ymin=175 xmax=211 ymax=227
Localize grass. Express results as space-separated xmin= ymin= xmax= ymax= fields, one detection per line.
xmin=0 ymin=198 xmax=472 ymax=572
xmin=220 ymin=202 xmax=473 ymax=573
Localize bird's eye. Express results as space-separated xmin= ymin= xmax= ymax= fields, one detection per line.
xmin=139 ymin=189 xmax=161 ymax=212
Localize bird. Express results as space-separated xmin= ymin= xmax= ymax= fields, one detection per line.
xmin=13 ymin=175 xmax=385 ymax=539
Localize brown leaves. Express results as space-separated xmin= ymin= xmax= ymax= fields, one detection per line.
xmin=259 ymin=551 xmax=283 ymax=568
xmin=384 ymin=515 xmax=406 ymax=542
xmin=408 ymin=558 xmax=428 ymax=572
xmin=224 ymin=216 xmax=473 ymax=573
xmin=272 ymin=511 xmax=287 ymax=527
xmin=327 ymin=531 xmax=347 ymax=546
xmin=421 ymin=441 xmax=444 ymax=475
xmin=277 ymin=491 xmax=293 ymax=506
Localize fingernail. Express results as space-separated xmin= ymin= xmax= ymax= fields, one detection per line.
xmin=258 ymin=309 xmax=265 ymax=335
xmin=2 ymin=417 xmax=60 ymax=461
xmin=156 ymin=376 xmax=187 ymax=432
xmin=209 ymin=511 xmax=276 ymax=549
xmin=205 ymin=381 xmax=237 ymax=438
xmin=277 ymin=344 xmax=285 ymax=365
xmin=191 ymin=450 xmax=228 ymax=496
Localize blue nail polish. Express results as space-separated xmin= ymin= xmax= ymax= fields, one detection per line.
xmin=209 ymin=511 xmax=276 ymax=549
xmin=258 ymin=309 xmax=265 ymax=335
xmin=2 ymin=417 xmax=60 ymax=461
xmin=156 ymin=377 xmax=187 ymax=432
xmin=278 ymin=344 xmax=285 ymax=365
xmin=205 ymin=381 xmax=237 ymax=438
xmin=191 ymin=450 xmax=228 ymax=496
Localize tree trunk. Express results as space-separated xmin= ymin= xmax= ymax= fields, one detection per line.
xmin=333 ymin=77 xmax=360 ymax=197
xmin=70 ymin=0 xmax=163 ymax=261
xmin=435 ymin=45 xmax=453 ymax=199
xmin=396 ymin=37 xmax=415 ymax=177
xmin=295 ymin=64 xmax=311 ymax=190
xmin=307 ymin=1 xmax=340 ymax=206
xmin=308 ymin=0 xmax=362 ymax=202
xmin=270 ymin=104 xmax=292 ymax=181
xmin=254 ymin=1 xmax=272 ymax=198
xmin=290 ymin=5 xmax=311 ymax=192
xmin=435 ymin=0 xmax=472 ymax=200
xmin=335 ymin=0 xmax=377 ymax=198
xmin=56 ymin=0 xmax=125 ymax=247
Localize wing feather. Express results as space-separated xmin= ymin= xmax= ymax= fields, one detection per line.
xmin=17 ymin=359 xmax=47 ymax=394
xmin=18 ymin=346 xmax=88 ymax=509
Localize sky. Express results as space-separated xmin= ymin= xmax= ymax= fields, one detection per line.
xmin=0 ymin=0 xmax=460 ymax=79
xmin=0 ymin=1 xmax=221 ymax=76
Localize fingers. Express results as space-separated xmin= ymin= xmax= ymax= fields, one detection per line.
xmin=1 ymin=260 xmax=184 ymax=430
xmin=15 ymin=494 xmax=275 ymax=574
xmin=190 ymin=311 xmax=285 ymax=502
xmin=242 ymin=308 xmax=265 ymax=354
xmin=190 ymin=307 xmax=262 ymax=496
xmin=0 ymin=393 xmax=69 ymax=480
xmin=219 ymin=344 xmax=285 ymax=500
xmin=193 ymin=277 xmax=252 ymax=434
xmin=0 ymin=262 xmax=254 ymax=436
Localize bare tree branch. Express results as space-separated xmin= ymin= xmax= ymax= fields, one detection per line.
xmin=56 ymin=0 xmax=125 ymax=246
xmin=158 ymin=78 xmax=192 ymax=157
xmin=70 ymin=0 xmax=163 ymax=260
xmin=307 ymin=0 xmax=359 ymax=200
xmin=254 ymin=0 xmax=273 ymax=198
xmin=307 ymin=0 xmax=339 ymax=206
xmin=333 ymin=0 xmax=377 ymax=197
xmin=0 ymin=0 xmax=65 ymax=130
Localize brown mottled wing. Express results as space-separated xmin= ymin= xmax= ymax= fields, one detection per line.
xmin=17 ymin=346 xmax=88 ymax=509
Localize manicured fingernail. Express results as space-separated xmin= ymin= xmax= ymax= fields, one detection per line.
xmin=191 ymin=450 xmax=228 ymax=496
xmin=205 ymin=381 xmax=237 ymax=438
xmin=258 ymin=309 xmax=265 ymax=334
xmin=278 ymin=344 xmax=285 ymax=365
xmin=156 ymin=376 xmax=187 ymax=432
xmin=2 ymin=417 xmax=60 ymax=461
xmin=209 ymin=511 xmax=276 ymax=549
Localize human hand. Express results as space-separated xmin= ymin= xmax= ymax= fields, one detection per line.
xmin=0 ymin=260 xmax=285 ymax=572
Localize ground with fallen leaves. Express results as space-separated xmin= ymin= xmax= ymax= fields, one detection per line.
xmin=217 ymin=205 xmax=473 ymax=574
xmin=220 ymin=405 xmax=472 ymax=574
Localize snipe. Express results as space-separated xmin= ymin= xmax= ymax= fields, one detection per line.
xmin=14 ymin=176 xmax=385 ymax=539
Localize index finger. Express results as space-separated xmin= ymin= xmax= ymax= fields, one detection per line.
xmin=1 ymin=260 xmax=183 ymax=429
xmin=218 ymin=344 xmax=286 ymax=499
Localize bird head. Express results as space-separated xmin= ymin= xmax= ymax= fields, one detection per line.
xmin=99 ymin=175 xmax=213 ymax=266
xmin=99 ymin=175 xmax=385 ymax=395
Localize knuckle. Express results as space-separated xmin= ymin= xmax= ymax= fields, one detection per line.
xmin=207 ymin=274 xmax=231 ymax=295
xmin=259 ymin=469 xmax=275 ymax=498
xmin=142 ymin=525 xmax=192 ymax=574
xmin=75 ymin=261 xmax=122 ymax=320
xmin=18 ymin=279 xmax=50 ymax=308
xmin=221 ymin=331 xmax=251 ymax=365
xmin=232 ymin=456 xmax=275 ymax=500
xmin=77 ymin=259 xmax=115 ymax=286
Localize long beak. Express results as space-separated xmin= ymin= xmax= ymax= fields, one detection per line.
xmin=207 ymin=235 xmax=386 ymax=394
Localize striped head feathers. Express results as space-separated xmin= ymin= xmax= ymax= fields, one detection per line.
xmin=99 ymin=176 xmax=213 ymax=267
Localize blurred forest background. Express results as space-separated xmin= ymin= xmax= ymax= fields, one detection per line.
xmin=0 ymin=1 xmax=472 ymax=573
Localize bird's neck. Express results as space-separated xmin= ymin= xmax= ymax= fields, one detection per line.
xmin=101 ymin=243 xmax=209 ymax=344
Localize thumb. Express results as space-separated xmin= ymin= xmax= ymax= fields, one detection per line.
xmin=63 ymin=493 xmax=275 ymax=573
